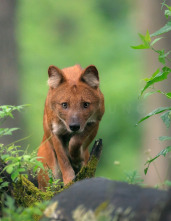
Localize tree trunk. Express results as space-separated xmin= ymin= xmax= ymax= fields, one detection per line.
xmin=0 ymin=0 xmax=21 ymax=145
xmin=138 ymin=0 xmax=171 ymax=185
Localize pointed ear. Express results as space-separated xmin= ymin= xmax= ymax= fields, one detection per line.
xmin=81 ymin=65 xmax=99 ymax=88
xmin=48 ymin=65 xmax=65 ymax=88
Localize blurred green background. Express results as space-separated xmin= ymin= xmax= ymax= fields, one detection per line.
xmin=15 ymin=0 xmax=144 ymax=181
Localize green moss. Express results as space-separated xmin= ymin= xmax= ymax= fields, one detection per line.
xmin=75 ymin=156 xmax=98 ymax=181
xmin=12 ymin=154 xmax=99 ymax=209
xmin=13 ymin=176 xmax=54 ymax=207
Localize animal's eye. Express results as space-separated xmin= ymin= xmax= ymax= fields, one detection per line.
xmin=83 ymin=102 xmax=90 ymax=109
xmin=61 ymin=102 xmax=68 ymax=109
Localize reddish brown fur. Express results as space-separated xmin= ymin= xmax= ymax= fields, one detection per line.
xmin=37 ymin=64 xmax=104 ymax=190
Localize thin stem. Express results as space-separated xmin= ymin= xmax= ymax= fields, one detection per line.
xmin=5 ymin=135 xmax=31 ymax=148
xmin=151 ymin=47 xmax=171 ymax=63
xmin=146 ymin=151 xmax=165 ymax=188
xmin=152 ymin=159 xmax=163 ymax=185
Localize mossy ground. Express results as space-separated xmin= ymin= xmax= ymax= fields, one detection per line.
xmin=13 ymin=154 xmax=99 ymax=208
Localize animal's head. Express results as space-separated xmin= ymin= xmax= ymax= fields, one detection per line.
xmin=47 ymin=64 xmax=103 ymax=133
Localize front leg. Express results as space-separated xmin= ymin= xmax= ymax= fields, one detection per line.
xmin=51 ymin=135 xmax=75 ymax=185
xmin=69 ymin=136 xmax=83 ymax=166
xmin=69 ymin=135 xmax=88 ymax=174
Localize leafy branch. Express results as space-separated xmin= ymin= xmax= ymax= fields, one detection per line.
xmin=144 ymin=146 xmax=171 ymax=175
xmin=0 ymin=105 xmax=29 ymax=137
xmin=132 ymin=1 xmax=171 ymax=175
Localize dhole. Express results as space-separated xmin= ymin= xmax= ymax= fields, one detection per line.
xmin=37 ymin=64 xmax=104 ymax=190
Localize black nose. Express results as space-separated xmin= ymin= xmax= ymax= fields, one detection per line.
xmin=69 ymin=124 xmax=80 ymax=132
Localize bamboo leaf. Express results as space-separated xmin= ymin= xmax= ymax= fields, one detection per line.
xmin=159 ymin=136 xmax=171 ymax=141
xmin=161 ymin=111 xmax=171 ymax=128
xmin=166 ymin=92 xmax=171 ymax=99
xmin=151 ymin=21 xmax=171 ymax=37
xmin=137 ymin=107 xmax=171 ymax=125
xmin=141 ymin=67 xmax=171 ymax=95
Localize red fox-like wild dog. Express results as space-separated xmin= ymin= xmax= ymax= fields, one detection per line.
xmin=37 ymin=64 xmax=104 ymax=190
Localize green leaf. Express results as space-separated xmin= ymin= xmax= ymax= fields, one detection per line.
xmin=150 ymin=37 xmax=163 ymax=46
xmin=166 ymin=92 xmax=171 ymax=99
xmin=131 ymin=30 xmax=151 ymax=49
xmin=144 ymin=30 xmax=151 ymax=43
xmin=32 ymin=208 xmax=44 ymax=216
xmin=158 ymin=50 xmax=166 ymax=64
xmin=18 ymin=168 xmax=26 ymax=172
xmin=141 ymin=67 xmax=171 ymax=95
xmin=144 ymin=91 xmax=158 ymax=99
xmin=0 ymin=181 xmax=9 ymax=189
xmin=131 ymin=44 xmax=150 ymax=49
xmin=1 ymin=154 xmax=10 ymax=160
xmin=165 ymin=10 xmax=171 ymax=19
xmin=143 ymin=69 xmax=160 ymax=82
xmin=144 ymin=167 xmax=148 ymax=175
xmin=144 ymin=90 xmax=171 ymax=99
xmin=11 ymin=162 xmax=20 ymax=167
xmin=137 ymin=107 xmax=171 ymax=125
xmin=0 ymin=105 xmax=29 ymax=124
xmin=161 ymin=3 xmax=171 ymax=11
xmin=124 ymin=170 xmax=144 ymax=184
xmin=3 ymin=156 xmax=16 ymax=163
xmin=139 ymin=31 xmax=151 ymax=43
xmin=161 ymin=111 xmax=171 ymax=128
xmin=144 ymin=146 xmax=171 ymax=174
xmin=11 ymin=171 xmax=19 ymax=181
xmin=33 ymin=166 xmax=38 ymax=173
xmin=5 ymin=165 xmax=14 ymax=174
xmin=157 ymin=50 xmax=171 ymax=65
xmin=153 ymin=146 xmax=170 ymax=159
xmin=151 ymin=21 xmax=171 ymax=37
xmin=22 ymin=155 xmax=31 ymax=161
xmin=33 ymin=161 xmax=44 ymax=172
xmin=159 ymin=136 xmax=171 ymax=141
xmin=0 ymin=128 xmax=19 ymax=137
xmin=165 ymin=180 xmax=171 ymax=187
xmin=30 ymin=156 xmax=38 ymax=162
xmin=143 ymin=70 xmax=160 ymax=86
xmin=143 ymin=90 xmax=169 ymax=99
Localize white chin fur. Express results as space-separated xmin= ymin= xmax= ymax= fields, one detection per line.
xmin=52 ymin=122 xmax=68 ymax=135
xmin=52 ymin=121 xmax=73 ymax=134
xmin=52 ymin=122 xmax=61 ymax=134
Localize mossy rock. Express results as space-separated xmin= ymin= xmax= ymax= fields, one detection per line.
xmin=41 ymin=177 xmax=170 ymax=221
